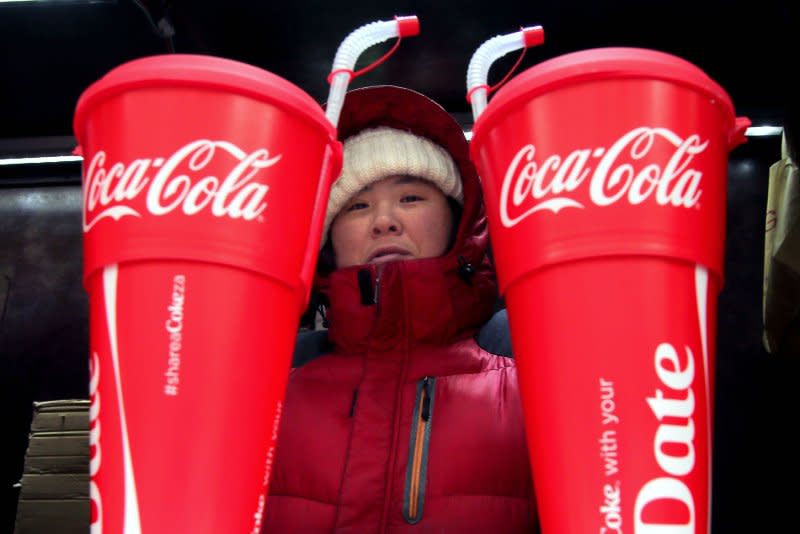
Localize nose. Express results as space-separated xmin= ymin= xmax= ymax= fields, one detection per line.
xmin=370 ymin=207 xmax=401 ymax=237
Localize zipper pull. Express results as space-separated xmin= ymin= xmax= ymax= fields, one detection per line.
xmin=357 ymin=269 xmax=373 ymax=306
xmin=421 ymin=376 xmax=432 ymax=421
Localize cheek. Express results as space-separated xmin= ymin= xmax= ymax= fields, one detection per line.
xmin=433 ymin=216 xmax=454 ymax=253
xmin=411 ymin=207 xmax=453 ymax=255
xmin=331 ymin=219 xmax=366 ymax=267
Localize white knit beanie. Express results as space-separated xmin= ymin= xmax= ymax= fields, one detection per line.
xmin=322 ymin=126 xmax=464 ymax=244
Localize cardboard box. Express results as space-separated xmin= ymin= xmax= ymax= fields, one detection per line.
xmin=14 ymin=499 xmax=89 ymax=534
xmin=18 ymin=473 xmax=88 ymax=500
xmin=21 ymin=454 xmax=88 ymax=476
xmin=14 ymin=400 xmax=91 ymax=534
xmin=25 ymin=431 xmax=88 ymax=459
xmin=29 ymin=400 xmax=89 ymax=433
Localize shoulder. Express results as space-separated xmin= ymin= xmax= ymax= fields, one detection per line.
xmin=475 ymin=309 xmax=513 ymax=358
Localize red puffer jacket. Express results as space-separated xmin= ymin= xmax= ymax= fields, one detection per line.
xmin=264 ymin=174 xmax=536 ymax=534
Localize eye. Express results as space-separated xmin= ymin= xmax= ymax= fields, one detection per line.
xmin=400 ymin=194 xmax=424 ymax=203
xmin=344 ymin=201 xmax=368 ymax=212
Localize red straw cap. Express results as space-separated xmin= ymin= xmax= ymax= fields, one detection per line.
xmin=395 ymin=15 xmax=420 ymax=37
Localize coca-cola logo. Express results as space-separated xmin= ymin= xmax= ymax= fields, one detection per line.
xmin=499 ymin=127 xmax=709 ymax=227
xmin=82 ymin=140 xmax=282 ymax=232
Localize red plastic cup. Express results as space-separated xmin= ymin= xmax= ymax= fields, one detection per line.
xmin=74 ymin=54 xmax=342 ymax=533
xmin=470 ymin=48 xmax=750 ymax=533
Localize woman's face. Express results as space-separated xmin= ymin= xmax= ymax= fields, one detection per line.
xmin=330 ymin=175 xmax=454 ymax=269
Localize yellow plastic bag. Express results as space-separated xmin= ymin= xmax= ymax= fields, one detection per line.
xmin=763 ymin=131 xmax=800 ymax=355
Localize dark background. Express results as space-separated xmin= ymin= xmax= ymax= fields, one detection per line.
xmin=1 ymin=0 xmax=797 ymax=532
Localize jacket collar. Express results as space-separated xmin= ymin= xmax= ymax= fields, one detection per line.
xmin=325 ymin=252 xmax=497 ymax=353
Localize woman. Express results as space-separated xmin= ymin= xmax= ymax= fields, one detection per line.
xmin=264 ymin=85 xmax=538 ymax=533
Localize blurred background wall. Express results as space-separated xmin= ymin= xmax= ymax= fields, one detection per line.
xmin=1 ymin=1 xmax=797 ymax=531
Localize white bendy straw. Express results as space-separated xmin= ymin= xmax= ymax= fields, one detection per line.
xmin=325 ymin=16 xmax=420 ymax=128
xmin=466 ymin=26 xmax=545 ymax=122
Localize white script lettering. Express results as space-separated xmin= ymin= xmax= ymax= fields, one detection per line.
xmin=83 ymin=140 xmax=281 ymax=231
xmin=499 ymin=127 xmax=708 ymax=227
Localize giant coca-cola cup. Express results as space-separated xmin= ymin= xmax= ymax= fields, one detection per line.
xmin=74 ymin=54 xmax=342 ymax=533
xmin=469 ymin=48 xmax=750 ymax=532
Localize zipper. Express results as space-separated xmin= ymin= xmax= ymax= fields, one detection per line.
xmin=403 ymin=376 xmax=436 ymax=524
xmin=357 ymin=265 xmax=383 ymax=306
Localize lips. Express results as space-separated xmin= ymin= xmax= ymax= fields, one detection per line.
xmin=367 ymin=246 xmax=411 ymax=264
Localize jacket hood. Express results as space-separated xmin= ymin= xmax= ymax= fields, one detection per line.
xmin=314 ymin=85 xmax=497 ymax=349
xmin=318 ymin=85 xmax=490 ymax=280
